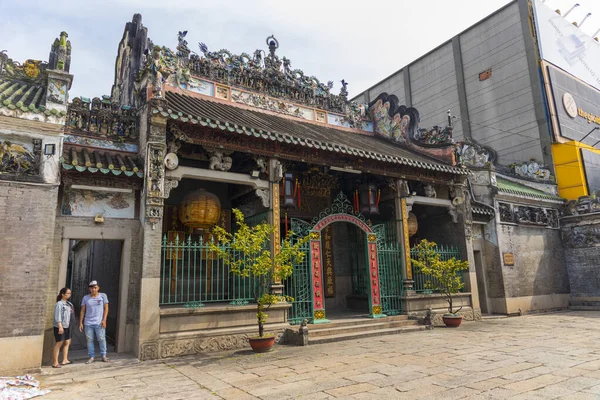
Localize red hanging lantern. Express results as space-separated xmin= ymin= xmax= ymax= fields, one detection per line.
xmin=359 ymin=184 xmax=380 ymax=215
xmin=283 ymin=172 xmax=296 ymax=208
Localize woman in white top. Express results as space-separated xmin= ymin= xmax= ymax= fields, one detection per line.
xmin=52 ymin=287 xmax=74 ymax=368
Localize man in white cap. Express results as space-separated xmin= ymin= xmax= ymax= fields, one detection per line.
xmin=79 ymin=280 xmax=109 ymax=363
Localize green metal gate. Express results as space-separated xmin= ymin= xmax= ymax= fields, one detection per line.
xmin=349 ymin=227 xmax=369 ymax=296
xmin=284 ymin=218 xmax=314 ymax=324
xmin=373 ymin=224 xmax=404 ymax=315
xmin=284 ymin=195 xmax=405 ymax=322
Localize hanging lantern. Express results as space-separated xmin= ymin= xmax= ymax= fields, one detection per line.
xmin=179 ymin=188 xmax=221 ymax=232
xmin=282 ymin=172 xmax=297 ymax=208
xmin=408 ymin=212 xmax=418 ymax=236
xmin=359 ymin=184 xmax=380 ymax=215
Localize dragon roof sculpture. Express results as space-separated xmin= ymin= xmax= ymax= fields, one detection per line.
xmin=140 ymin=32 xmax=352 ymax=114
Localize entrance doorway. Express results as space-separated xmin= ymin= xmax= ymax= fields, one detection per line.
xmin=473 ymin=250 xmax=489 ymax=314
xmin=324 ymin=223 xmax=370 ymax=317
xmin=66 ymin=239 xmax=123 ymax=355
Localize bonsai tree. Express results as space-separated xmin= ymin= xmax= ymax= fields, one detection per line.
xmin=411 ymin=239 xmax=469 ymax=314
xmin=210 ymin=209 xmax=309 ymax=338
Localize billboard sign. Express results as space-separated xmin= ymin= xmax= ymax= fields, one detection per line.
xmin=544 ymin=62 xmax=600 ymax=144
xmin=581 ymin=148 xmax=600 ymax=193
xmin=532 ymin=0 xmax=600 ymax=91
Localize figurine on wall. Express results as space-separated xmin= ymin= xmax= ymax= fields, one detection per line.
xmin=208 ymin=151 xmax=232 ymax=172
xmin=424 ymin=184 xmax=437 ymax=198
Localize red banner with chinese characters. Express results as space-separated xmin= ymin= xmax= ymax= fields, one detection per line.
xmin=323 ymin=226 xmax=335 ymax=297
xmin=311 ymin=236 xmax=324 ymax=311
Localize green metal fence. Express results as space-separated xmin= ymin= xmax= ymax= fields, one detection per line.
xmin=160 ymin=235 xmax=259 ymax=306
xmin=378 ymin=242 xmax=404 ymax=315
xmin=245 ymin=211 xmax=269 ymax=229
xmin=283 ymin=239 xmax=312 ymax=324
xmin=409 ymin=244 xmax=466 ymax=294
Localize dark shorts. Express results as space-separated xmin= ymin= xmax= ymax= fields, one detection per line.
xmin=53 ymin=326 xmax=72 ymax=342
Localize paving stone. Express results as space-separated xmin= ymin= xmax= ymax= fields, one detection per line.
xmin=343 ymin=372 xmax=387 ymax=383
xmin=31 ymin=312 xmax=600 ymax=399
xmin=501 ymin=374 xmax=567 ymax=393
xmin=325 ymin=383 xmax=378 ymax=397
xmin=582 ymin=383 xmax=600 ymax=394
xmin=391 ymin=384 xmax=448 ymax=399
xmin=465 ymin=377 xmax=511 ymax=391
xmin=215 ymin=387 xmax=260 ymax=399
xmin=560 ymin=393 xmax=600 ymax=400
xmin=530 ymin=383 xmax=577 ymax=398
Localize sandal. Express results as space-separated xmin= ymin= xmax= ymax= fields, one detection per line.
xmin=85 ymin=358 xmax=94 ymax=364
xmin=102 ymin=356 xmax=110 ymax=362
xmin=52 ymin=364 xmax=61 ymax=368
xmin=61 ymin=361 xmax=72 ymax=365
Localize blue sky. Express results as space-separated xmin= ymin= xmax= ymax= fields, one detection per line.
xmin=2 ymin=0 xmax=599 ymax=101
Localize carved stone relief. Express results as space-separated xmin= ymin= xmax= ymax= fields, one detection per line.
xmin=145 ymin=143 xmax=166 ymax=227
xmin=161 ymin=340 xmax=194 ymax=358
xmin=0 ymin=138 xmax=42 ymax=178
xmin=158 ymin=334 xmax=251 ymax=359
xmin=509 ymin=160 xmax=552 ymax=182
xmin=563 ymin=225 xmax=600 ymax=248
xmin=270 ymin=159 xmax=283 ymax=183
xmin=565 ymin=192 xmax=600 ymax=216
xmin=207 ymin=149 xmax=233 ymax=172
xmin=448 ymin=208 xmax=458 ymax=224
xmin=498 ymin=201 xmax=559 ymax=228
xmin=498 ymin=202 xmax=514 ymax=223
xmin=455 ymin=141 xmax=496 ymax=168
xmin=139 ymin=341 xmax=159 ymax=361
xmin=424 ymin=184 xmax=436 ymax=198
xmin=255 ymin=188 xmax=270 ymax=208
xmin=164 ymin=178 xmax=180 ymax=199
xmin=255 ymin=157 xmax=267 ymax=173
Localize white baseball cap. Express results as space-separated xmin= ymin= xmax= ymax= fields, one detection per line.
xmin=88 ymin=280 xmax=99 ymax=287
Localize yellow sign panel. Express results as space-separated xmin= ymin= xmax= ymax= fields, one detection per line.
xmin=401 ymin=199 xmax=413 ymax=280
xmin=503 ymin=253 xmax=515 ymax=266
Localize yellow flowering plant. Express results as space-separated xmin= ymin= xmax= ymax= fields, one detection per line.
xmin=210 ymin=209 xmax=309 ymax=338
xmin=411 ymin=239 xmax=469 ymax=315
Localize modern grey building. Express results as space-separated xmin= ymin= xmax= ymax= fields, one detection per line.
xmin=355 ymin=0 xmax=600 ymax=315
xmin=353 ymin=0 xmax=600 ymax=179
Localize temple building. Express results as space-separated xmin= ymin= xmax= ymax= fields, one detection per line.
xmin=354 ymin=0 xmax=600 ymax=315
xmin=0 ymin=3 xmax=586 ymax=372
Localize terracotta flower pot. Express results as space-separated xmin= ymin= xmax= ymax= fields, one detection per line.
xmin=248 ymin=336 xmax=275 ymax=353
xmin=442 ymin=314 xmax=463 ymax=327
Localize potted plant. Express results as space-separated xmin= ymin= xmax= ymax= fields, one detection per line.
xmin=210 ymin=209 xmax=309 ymax=352
xmin=411 ymin=239 xmax=470 ymax=327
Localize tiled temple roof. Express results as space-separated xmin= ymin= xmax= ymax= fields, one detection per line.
xmin=0 ymin=79 xmax=46 ymax=112
xmin=472 ymin=206 xmax=495 ymax=216
xmin=160 ymin=92 xmax=469 ymax=176
xmin=0 ymin=52 xmax=67 ymax=117
xmin=60 ymin=145 xmax=143 ymax=177
xmin=497 ymin=178 xmax=563 ymax=202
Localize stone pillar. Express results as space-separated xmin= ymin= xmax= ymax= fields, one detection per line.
xmin=269 ymin=159 xmax=283 ymax=292
xmin=451 ymin=180 xmax=481 ymax=318
xmin=394 ymin=179 xmax=415 ymax=294
xmin=136 ymin=99 xmax=167 ymax=360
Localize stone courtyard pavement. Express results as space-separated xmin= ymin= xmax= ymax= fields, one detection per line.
xmin=38 ymin=311 xmax=600 ymax=399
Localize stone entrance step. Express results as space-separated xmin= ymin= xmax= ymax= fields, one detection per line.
xmin=569 ymin=300 xmax=600 ymax=311
xmin=308 ymin=315 xmax=425 ymax=344
xmin=570 ymin=305 xmax=600 ymax=311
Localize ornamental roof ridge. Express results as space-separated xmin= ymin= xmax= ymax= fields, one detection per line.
xmin=0 ymin=50 xmax=48 ymax=84
xmin=0 ymin=32 xmax=72 ymax=121
xmin=66 ymin=95 xmax=139 ymax=143
xmin=141 ymin=31 xmax=354 ymax=115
